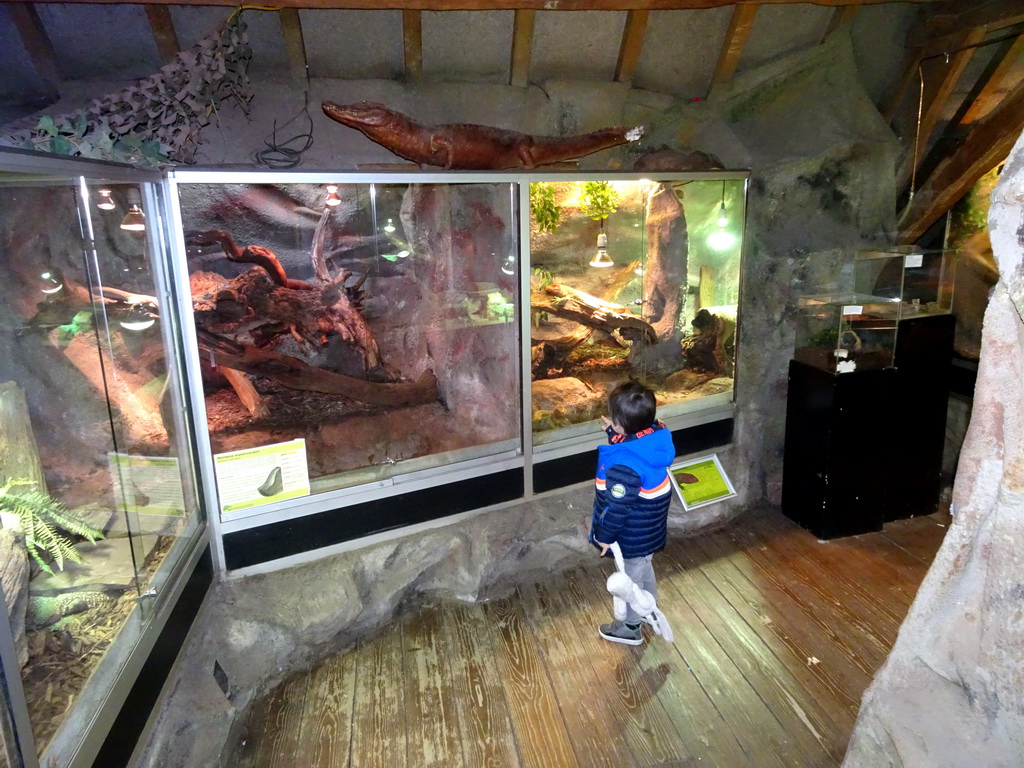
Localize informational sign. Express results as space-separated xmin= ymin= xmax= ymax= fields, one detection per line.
xmin=213 ymin=439 xmax=310 ymax=516
xmin=669 ymin=454 xmax=737 ymax=511
xmin=108 ymin=453 xmax=186 ymax=516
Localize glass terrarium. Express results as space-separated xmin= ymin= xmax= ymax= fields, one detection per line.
xmin=528 ymin=175 xmax=746 ymax=444
xmin=854 ymin=247 xmax=957 ymax=317
xmin=171 ymin=175 xmax=521 ymax=514
xmin=0 ymin=155 xmax=202 ymax=762
xmin=794 ymin=292 xmax=901 ymax=373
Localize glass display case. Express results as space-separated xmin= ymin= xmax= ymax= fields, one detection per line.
xmin=794 ymin=292 xmax=901 ymax=373
xmin=528 ymin=175 xmax=745 ymax=445
xmin=170 ymin=174 xmax=521 ymax=516
xmin=854 ymin=246 xmax=957 ymax=317
xmin=0 ymin=152 xmax=203 ymax=765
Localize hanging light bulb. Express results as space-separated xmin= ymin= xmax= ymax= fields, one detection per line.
xmin=119 ymin=303 xmax=157 ymax=331
xmin=120 ymin=189 xmax=145 ymax=231
xmin=501 ymin=253 xmax=516 ymax=275
xmin=96 ymin=189 xmax=116 ymax=211
xmin=38 ymin=270 xmax=64 ymax=295
xmin=325 ymin=184 xmax=342 ymax=207
xmin=589 ymin=231 xmax=614 ymax=268
xmin=707 ymin=180 xmax=735 ymax=251
xmin=383 ymin=218 xmax=396 ymax=233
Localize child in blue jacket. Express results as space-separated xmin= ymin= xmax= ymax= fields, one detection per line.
xmin=590 ymin=381 xmax=685 ymax=645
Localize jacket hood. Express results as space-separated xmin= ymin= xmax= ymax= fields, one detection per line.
xmin=598 ymin=423 xmax=675 ymax=479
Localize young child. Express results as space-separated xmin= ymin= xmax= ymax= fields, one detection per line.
xmin=590 ymin=381 xmax=677 ymax=645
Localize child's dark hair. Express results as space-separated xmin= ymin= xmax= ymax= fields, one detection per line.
xmin=608 ymin=381 xmax=657 ymax=435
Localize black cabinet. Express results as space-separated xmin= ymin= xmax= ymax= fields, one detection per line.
xmin=782 ymin=360 xmax=896 ymax=539
xmin=782 ymin=313 xmax=954 ymax=538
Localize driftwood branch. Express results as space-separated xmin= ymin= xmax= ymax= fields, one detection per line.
xmin=198 ymin=330 xmax=437 ymax=408
xmin=187 ymin=230 xmax=316 ymax=291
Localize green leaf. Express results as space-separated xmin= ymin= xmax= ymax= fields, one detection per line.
xmin=73 ymin=112 xmax=88 ymax=138
xmin=37 ymin=115 xmax=58 ymax=137
xmin=50 ymin=136 xmax=74 ymax=155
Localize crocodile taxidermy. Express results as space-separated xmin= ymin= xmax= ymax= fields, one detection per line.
xmin=322 ymin=101 xmax=644 ymax=170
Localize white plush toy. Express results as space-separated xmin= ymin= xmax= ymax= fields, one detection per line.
xmin=606 ymin=541 xmax=674 ymax=642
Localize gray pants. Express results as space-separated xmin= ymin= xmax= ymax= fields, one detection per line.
xmin=623 ymin=554 xmax=656 ymax=624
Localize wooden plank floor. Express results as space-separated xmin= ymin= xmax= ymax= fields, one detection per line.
xmin=229 ymin=505 xmax=950 ymax=768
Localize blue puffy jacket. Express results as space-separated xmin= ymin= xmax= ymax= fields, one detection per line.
xmin=590 ymin=421 xmax=676 ymax=559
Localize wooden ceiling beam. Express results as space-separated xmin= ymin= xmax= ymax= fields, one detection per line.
xmin=279 ymin=8 xmax=309 ymax=79
xmin=144 ymin=5 xmax=179 ymax=62
xmin=403 ymin=9 xmax=422 ymax=82
xmin=6 ymin=2 xmax=61 ymax=90
xmin=958 ymin=33 xmax=1024 ymax=125
xmin=707 ymin=3 xmax=758 ymax=96
xmin=915 ymin=0 xmax=1024 ymax=59
xmin=510 ymin=9 xmax=535 ymax=87
xmin=822 ymin=4 xmax=858 ymax=42
xmin=898 ymin=74 xmax=1024 ymax=244
xmin=615 ymin=9 xmax=649 ymax=83
xmin=1 ymin=0 xmax=943 ymax=10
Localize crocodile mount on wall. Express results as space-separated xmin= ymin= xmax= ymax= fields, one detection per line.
xmin=322 ymin=101 xmax=644 ymax=170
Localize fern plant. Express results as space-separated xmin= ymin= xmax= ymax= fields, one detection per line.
xmin=0 ymin=480 xmax=104 ymax=576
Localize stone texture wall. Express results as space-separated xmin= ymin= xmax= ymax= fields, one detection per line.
xmin=137 ymin=32 xmax=904 ymax=766
xmin=842 ymin=134 xmax=1024 ymax=767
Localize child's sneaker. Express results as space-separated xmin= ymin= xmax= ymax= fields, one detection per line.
xmin=599 ymin=619 xmax=643 ymax=646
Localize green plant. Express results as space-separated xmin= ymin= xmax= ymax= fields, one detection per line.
xmin=532 ymin=266 xmax=554 ymax=290
xmin=580 ymin=181 xmax=620 ymax=221
xmin=0 ymin=480 xmax=104 ymax=576
xmin=530 ymin=183 xmax=561 ymax=233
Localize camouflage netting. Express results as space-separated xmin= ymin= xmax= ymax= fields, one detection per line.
xmin=0 ymin=15 xmax=252 ymax=165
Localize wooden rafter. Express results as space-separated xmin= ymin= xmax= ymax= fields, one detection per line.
xmin=144 ymin=5 xmax=179 ymax=62
xmin=6 ymin=2 xmax=61 ymax=90
xmin=898 ymin=75 xmax=1024 ymax=243
xmin=510 ymin=8 xmax=535 ymax=87
xmin=279 ymin=8 xmax=309 ymax=79
xmin=707 ymin=3 xmax=758 ymax=96
xmin=403 ymin=9 xmax=422 ymax=81
xmin=615 ymin=9 xmax=649 ymax=83
xmin=822 ymin=4 xmax=857 ymax=43
xmin=914 ymin=0 xmax=1024 ymax=59
xmin=2 ymin=0 xmax=944 ymax=9
xmin=958 ymin=33 xmax=1024 ymax=125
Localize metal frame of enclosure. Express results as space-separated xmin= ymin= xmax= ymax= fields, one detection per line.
xmin=0 ymin=149 xmax=747 ymax=768
xmin=165 ymin=169 xmax=749 ymax=576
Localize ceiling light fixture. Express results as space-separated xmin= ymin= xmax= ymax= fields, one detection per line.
xmin=120 ymin=189 xmax=145 ymax=231
xmin=96 ymin=189 xmax=116 ymax=211
xmin=119 ymin=303 xmax=157 ymax=331
xmin=325 ymin=184 xmax=342 ymax=207
xmin=589 ymin=230 xmax=614 ymax=268
xmin=39 ymin=270 xmax=64 ymax=295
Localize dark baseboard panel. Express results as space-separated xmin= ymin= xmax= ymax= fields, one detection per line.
xmin=92 ymin=545 xmax=213 ymax=768
xmin=532 ymin=418 xmax=735 ymax=494
xmin=223 ymin=469 xmax=525 ymax=570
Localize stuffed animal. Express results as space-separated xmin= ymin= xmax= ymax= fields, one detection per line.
xmin=606 ymin=542 xmax=674 ymax=642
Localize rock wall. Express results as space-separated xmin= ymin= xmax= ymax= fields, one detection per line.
xmin=135 ymin=30 xmax=905 ymax=766
xmin=842 ymin=133 xmax=1024 ymax=767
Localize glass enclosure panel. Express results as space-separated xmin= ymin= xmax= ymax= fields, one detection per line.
xmin=855 ymin=246 xmax=958 ymax=317
xmin=529 ymin=177 xmax=744 ymax=443
xmin=794 ymin=292 xmax=900 ymax=373
xmin=0 ymin=169 xmax=200 ymax=756
xmin=175 ymin=180 xmax=520 ymax=510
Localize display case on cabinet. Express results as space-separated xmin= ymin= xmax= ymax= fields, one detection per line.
xmin=794 ymin=292 xmax=900 ymax=374
xmin=854 ymin=246 xmax=957 ymax=317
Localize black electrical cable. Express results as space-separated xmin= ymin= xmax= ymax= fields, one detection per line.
xmin=254 ymin=89 xmax=314 ymax=168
